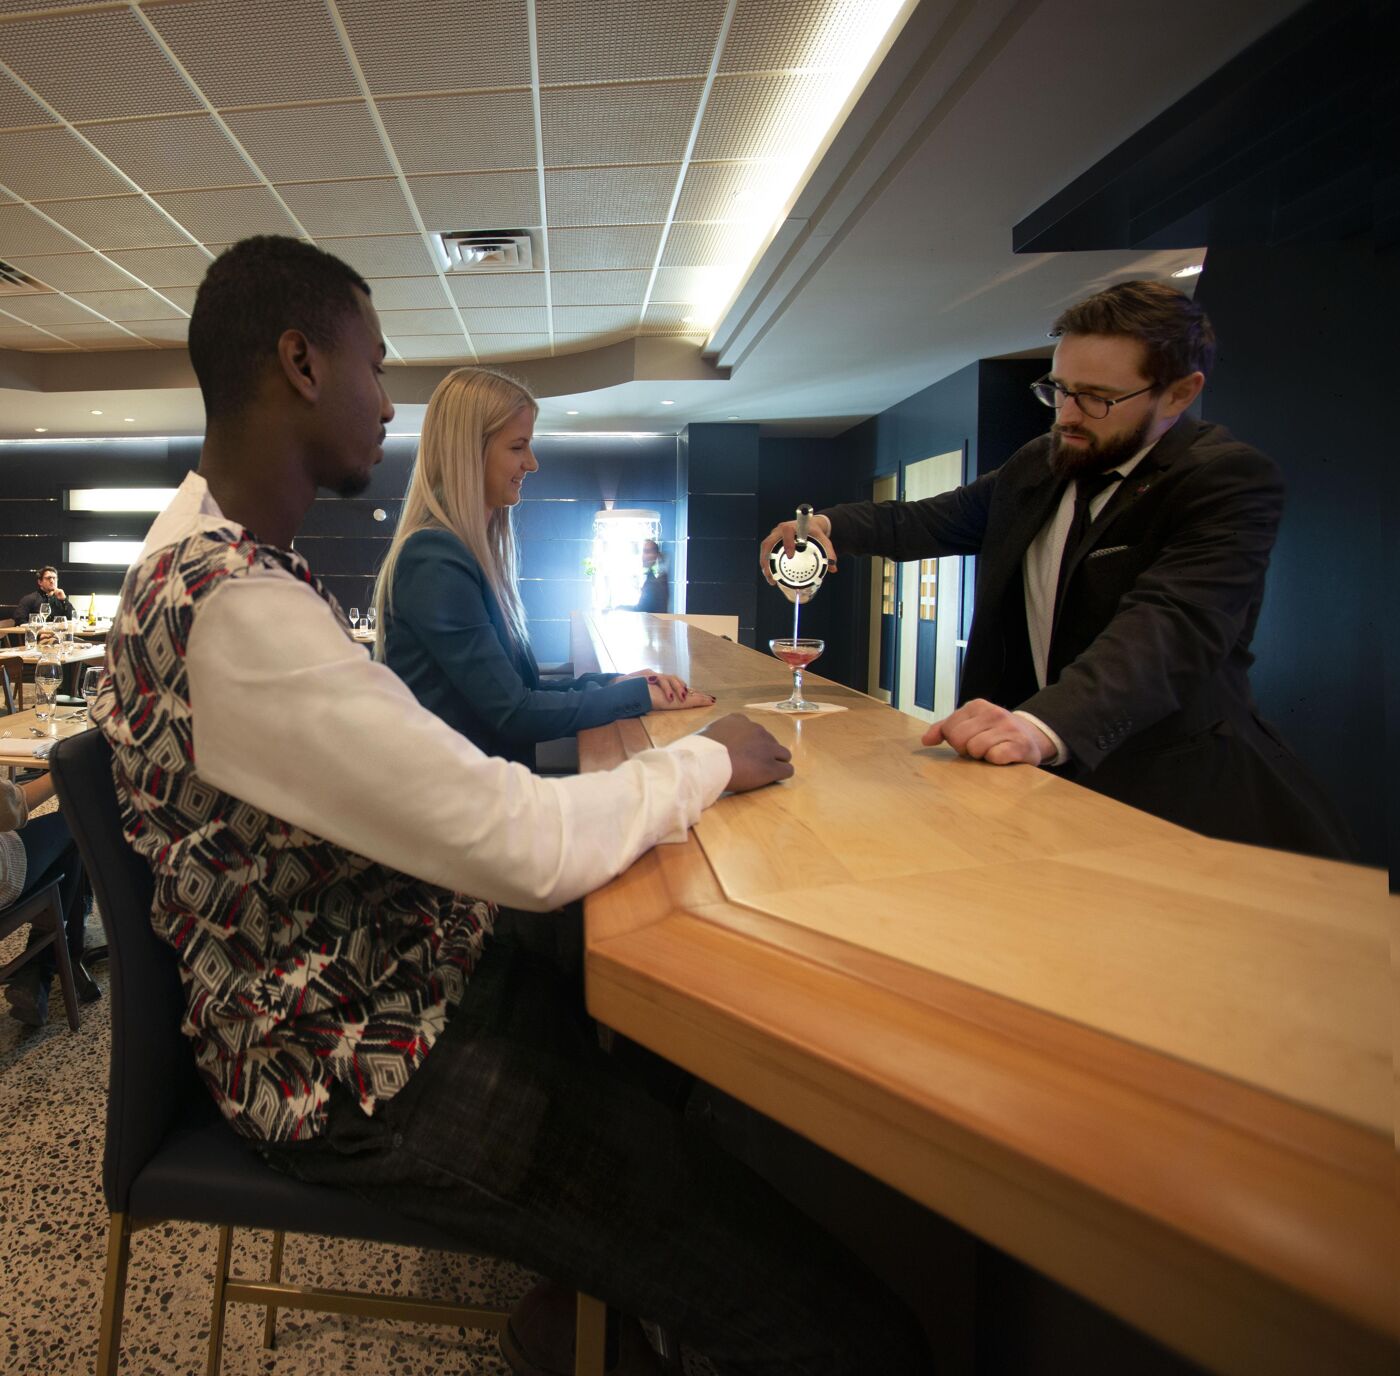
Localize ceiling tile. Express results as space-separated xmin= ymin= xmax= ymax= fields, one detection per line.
xmin=118 ymin=317 xmax=189 ymax=344
xmin=639 ymin=303 xmax=703 ymax=331
xmin=0 ymin=291 xmax=108 ymax=326
xmin=445 ymin=273 xmax=547 ymax=309
xmin=406 ymin=172 xmax=541 ymax=233
xmin=551 ymin=305 xmax=638 ymax=333
xmin=390 ymin=333 xmax=470 ymax=360
xmin=536 ymin=0 xmax=724 ymax=84
xmin=0 ymin=7 xmax=200 ymax=121
xmin=544 ymin=166 xmax=679 ymax=227
xmin=46 ymin=319 xmax=153 ymax=347
xmin=0 ymin=202 xmax=86 ymax=256
xmin=364 ymin=276 xmax=451 ymax=310
xmin=337 ymin=0 xmax=531 ymax=94
xmin=37 ymin=196 xmax=192 ymax=252
xmin=70 ymin=289 xmax=187 ymax=322
xmin=104 ymin=245 xmax=216 ymax=288
xmin=694 ymin=71 xmax=842 ymax=161
xmin=674 ymin=159 xmax=784 ymax=222
xmin=0 ymin=321 xmax=51 ymax=349
xmin=146 ymin=0 xmax=361 ymax=107
xmin=460 ymin=306 xmax=549 ymax=334
xmin=156 ymin=286 xmax=199 ymax=312
xmin=540 ymin=83 xmax=701 ymax=168
xmin=5 ymin=252 xmax=138 ymax=293
xmin=471 ymin=334 xmax=554 ymax=360
xmin=153 ymin=187 xmax=301 ymax=241
xmin=661 ymin=220 xmax=758 ymax=267
xmin=548 ymin=225 xmax=663 ymax=271
xmin=223 ymin=103 xmax=394 ymax=183
xmin=550 ymin=270 xmax=649 ymax=306
xmin=380 ymin=307 xmax=462 ymax=335
xmin=378 ymin=93 xmax=537 ymax=174
xmin=650 ymin=265 xmax=729 ymax=302
xmin=0 ymin=127 xmax=130 ymax=199
xmin=319 ymin=234 xmax=438 ymax=278
xmin=77 ymin=113 xmax=257 ymax=193
xmin=276 ymin=179 xmax=417 ymax=238
xmin=719 ymin=0 xmax=866 ymax=73
xmin=0 ymin=68 xmax=56 ymax=130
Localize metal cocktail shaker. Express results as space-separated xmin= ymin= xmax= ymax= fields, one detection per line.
xmin=766 ymin=503 xmax=829 ymax=604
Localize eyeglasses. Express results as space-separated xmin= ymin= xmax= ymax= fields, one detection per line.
xmin=1030 ymin=377 xmax=1156 ymax=420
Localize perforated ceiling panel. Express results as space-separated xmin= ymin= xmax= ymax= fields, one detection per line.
xmin=153 ymin=187 xmax=301 ymax=242
xmin=40 ymin=196 xmax=191 ymax=252
xmin=536 ymin=0 xmax=725 ymax=84
xmin=549 ymin=226 xmax=664 ymax=271
xmin=544 ymin=166 xmax=680 ymax=228
xmin=406 ymin=172 xmax=541 ymax=233
xmin=378 ymin=93 xmax=538 ymax=175
xmin=551 ymin=305 xmax=637 ymax=334
xmin=720 ymin=0 xmax=867 ymax=73
xmin=321 ymin=234 xmax=439 ymax=279
xmin=222 ymin=103 xmax=394 ymax=183
xmin=0 ymin=69 xmax=53 ymax=129
xmin=460 ymin=306 xmax=549 ymax=335
xmin=650 ymin=265 xmax=727 ymax=302
xmin=80 ymin=114 xmax=255 ymax=194
xmin=0 ymin=127 xmax=129 ymax=200
xmin=146 ymin=0 xmax=362 ymax=108
xmin=366 ymin=276 xmax=453 ymax=311
xmin=49 ymin=319 xmax=148 ymax=346
xmin=278 ymin=179 xmax=417 ymax=239
xmin=104 ymin=245 xmax=215 ymax=288
xmin=379 ymin=308 xmax=461 ymax=336
xmin=1 ymin=290 xmax=104 ymax=326
xmin=337 ymin=0 xmax=532 ymax=94
xmin=7 ymin=252 xmax=137 ymax=293
xmin=550 ymin=270 xmax=650 ymax=306
xmin=69 ymin=289 xmax=186 ymax=322
xmin=662 ymin=221 xmax=756 ymax=268
xmin=464 ymin=333 xmax=552 ymax=360
xmin=0 ymin=8 xmax=200 ymax=122
xmin=0 ymin=201 xmax=85 ymax=256
xmin=695 ymin=72 xmax=840 ymax=161
xmin=674 ymin=160 xmax=776 ymax=223
xmin=445 ymin=273 xmax=549 ymax=309
xmin=390 ymin=334 xmax=470 ymax=360
xmin=119 ymin=317 xmax=189 ymax=345
xmin=539 ymin=83 xmax=703 ymax=167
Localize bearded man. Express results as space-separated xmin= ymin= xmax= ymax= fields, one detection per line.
xmin=762 ymin=279 xmax=1349 ymax=858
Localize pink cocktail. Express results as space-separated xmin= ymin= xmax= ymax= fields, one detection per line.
xmin=768 ymin=637 xmax=825 ymax=711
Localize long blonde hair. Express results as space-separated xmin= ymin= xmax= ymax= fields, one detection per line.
xmin=372 ymin=367 xmax=538 ymax=658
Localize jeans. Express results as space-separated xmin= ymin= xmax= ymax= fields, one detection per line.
xmin=16 ymin=814 xmax=87 ymax=973
xmin=263 ymin=937 xmax=931 ymax=1375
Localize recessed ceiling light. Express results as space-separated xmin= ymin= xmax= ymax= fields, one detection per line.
xmin=681 ymin=316 xmax=695 ymax=324
xmin=1171 ymin=264 xmax=1204 ymax=278
xmin=90 ymin=409 xmax=103 ymax=415
xmin=566 ymin=409 xmax=579 ymax=415
xmin=34 ymin=427 xmax=47 ymax=433
xmin=123 ymin=416 xmax=135 ymax=423
xmin=727 ymin=416 xmax=739 ymax=421
xmin=660 ymin=399 xmax=675 ymax=406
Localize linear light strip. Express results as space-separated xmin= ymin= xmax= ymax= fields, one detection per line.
xmin=524 ymin=0 xmax=554 ymax=356
xmin=323 ymin=0 xmax=476 ymax=365
xmin=636 ymin=0 xmax=741 ymax=329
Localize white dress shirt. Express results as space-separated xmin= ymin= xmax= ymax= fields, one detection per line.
xmin=133 ymin=473 xmax=732 ymax=912
xmin=1014 ymin=444 xmax=1154 ymax=765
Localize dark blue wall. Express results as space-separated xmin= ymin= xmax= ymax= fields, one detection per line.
xmin=1194 ymin=242 xmax=1392 ymax=868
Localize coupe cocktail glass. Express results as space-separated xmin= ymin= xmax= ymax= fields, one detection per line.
xmin=768 ymin=637 xmax=825 ymax=711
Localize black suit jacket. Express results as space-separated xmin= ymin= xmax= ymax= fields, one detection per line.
xmin=824 ymin=419 xmax=1350 ymax=857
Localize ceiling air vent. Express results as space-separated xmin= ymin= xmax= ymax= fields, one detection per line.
xmin=435 ymin=229 xmax=533 ymax=272
xmin=0 ymin=259 xmax=42 ymax=295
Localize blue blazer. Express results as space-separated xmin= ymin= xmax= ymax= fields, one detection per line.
xmin=383 ymin=528 xmax=649 ymax=769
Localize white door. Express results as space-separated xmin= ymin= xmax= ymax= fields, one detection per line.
xmin=896 ymin=450 xmax=963 ymax=725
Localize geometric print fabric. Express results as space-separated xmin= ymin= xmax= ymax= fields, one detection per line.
xmin=94 ymin=526 xmax=494 ymax=1144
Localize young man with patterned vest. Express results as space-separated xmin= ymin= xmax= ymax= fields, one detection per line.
xmin=94 ymin=237 xmax=928 ymax=1376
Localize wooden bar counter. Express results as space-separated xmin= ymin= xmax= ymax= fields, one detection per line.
xmin=573 ymin=611 xmax=1395 ymax=1376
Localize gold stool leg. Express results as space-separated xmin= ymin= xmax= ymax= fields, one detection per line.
xmin=96 ymin=1212 xmax=133 ymax=1376
xmin=206 ymin=1225 xmax=234 ymax=1376
xmin=575 ymin=1292 xmax=608 ymax=1376
xmin=261 ymin=1230 xmax=285 ymax=1348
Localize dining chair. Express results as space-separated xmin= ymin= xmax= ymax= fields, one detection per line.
xmin=49 ymin=729 xmax=612 ymax=1376
xmin=0 ymin=874 xmax=80 ymax=1032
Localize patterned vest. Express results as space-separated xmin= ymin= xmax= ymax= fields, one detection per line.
xmin=94 ymin=526 xmax=494 ymax=1143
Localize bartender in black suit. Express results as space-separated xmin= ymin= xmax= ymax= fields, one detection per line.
xmin=16 ymin=565 xmax=77 ymax=622
xmin=762 ymin=280 xmax=1350 ymax=859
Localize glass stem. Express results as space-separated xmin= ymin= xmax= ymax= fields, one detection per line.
xmin=792 ymin=667 xmax=804 ymax=703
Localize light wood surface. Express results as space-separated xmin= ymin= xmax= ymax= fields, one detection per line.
xmin=0 ymin=706 xmax=92 ymax=768
xmin=575 ymin=611 xmax=1397 ymax=1376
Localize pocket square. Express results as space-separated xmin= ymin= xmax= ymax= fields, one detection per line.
xmin=1087 ymin=544 xmax=1132 ymax=560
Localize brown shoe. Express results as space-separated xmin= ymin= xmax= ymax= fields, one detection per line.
xmin=499 ymin=1280 xmax=662 ymax=1376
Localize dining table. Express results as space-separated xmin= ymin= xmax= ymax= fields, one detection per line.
xmin=0 ymin=705 xmax=93 ymax=770
xmin=0 ymin=643 xmax=106 ymax=711
xmin=571 ymin=610 xmax=1396 ymax=1376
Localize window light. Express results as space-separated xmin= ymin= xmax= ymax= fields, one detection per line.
xmin=67 ymin=487 xmax=178 ymax=513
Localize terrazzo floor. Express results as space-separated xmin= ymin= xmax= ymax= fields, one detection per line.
xmin=0 ymin=811 xmax=711 ymax=1376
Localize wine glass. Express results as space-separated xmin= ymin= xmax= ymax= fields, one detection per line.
xmin=767 ymin=637 xmax=825 ymax=711
xmin=366 ymin=607 xmax=377 ymax=633
xmin=37 ymin=603 xmax=50 ymax=624
xmin=80 ymin=666 xmax=103 ymax=715
xmin=348 ymin=607 xmax=360 ymax=634
xmin=33 ymin=654 xmax=62 ymax=725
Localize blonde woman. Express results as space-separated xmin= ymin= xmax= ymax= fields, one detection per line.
xmin=373 ymin=368 xmax=712 ymax=770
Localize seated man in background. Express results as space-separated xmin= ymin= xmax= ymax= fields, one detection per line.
xmin=95 ymin=235 xmax=929 ymax=1376
xmin=16 ymin=566 xmax=77 ymax=622
xmin=763 ymin=280 xmax=1350 ymax=859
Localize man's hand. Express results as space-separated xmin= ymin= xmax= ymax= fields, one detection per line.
xmin=758 ymin=514 xmax=837 ymax=585
xmin=921 ymin=699 xmax=1055 ymax=766
xmin=700 ymin=713 xmax=794 ymax=791
xmin=52 ymin=587 xmax=66 ymax=601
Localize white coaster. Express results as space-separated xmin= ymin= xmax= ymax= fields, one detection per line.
xmin=744 ymin=700 xmax=849 ymax=716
